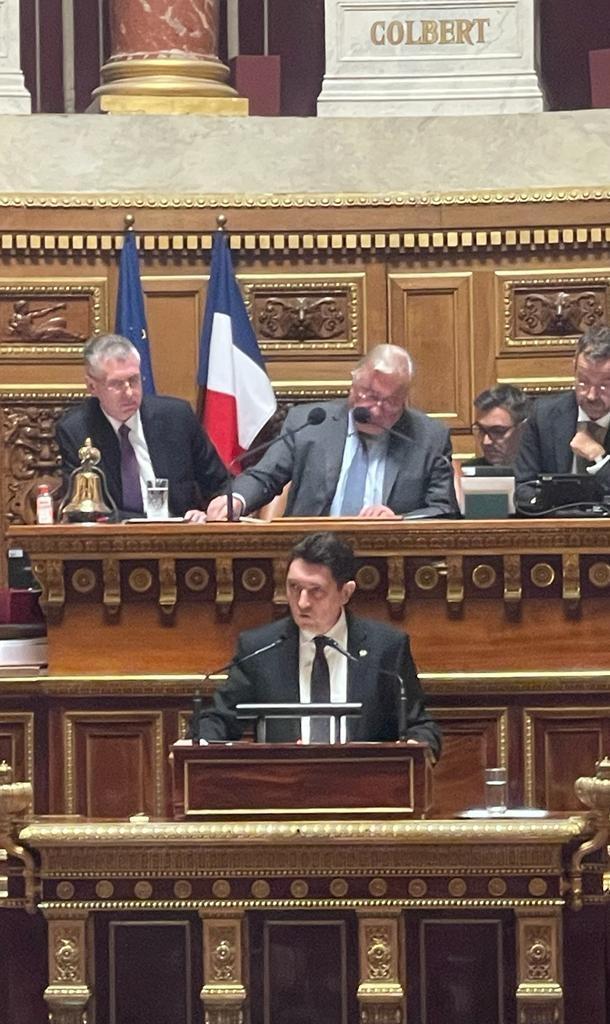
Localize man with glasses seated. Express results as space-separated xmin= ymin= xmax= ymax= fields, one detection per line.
xmin=515 ymin=326 xmax=610 ymax=499
xmin=56 ymin=333 xmax=229 ymax=519
xmin=469 ymin=384 xmax=530 ymax=468
xmin=206 ymin=343 xmax=459 ymax=520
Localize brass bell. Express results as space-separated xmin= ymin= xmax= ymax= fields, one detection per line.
xmin=58 ymin=437 xmax=118 ymax=523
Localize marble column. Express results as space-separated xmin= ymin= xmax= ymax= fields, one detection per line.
xmin=0 ymin=0 xmax=31 ymax=113
xmin=93 ymin=0 xmax=248 ymax=115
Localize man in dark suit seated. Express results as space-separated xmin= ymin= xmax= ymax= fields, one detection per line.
xmin=56 ymin=333 xmax=229 ymax=520
xmin=515 ymin=326 xmax=610 ymax=502
xmin=193 ymin=531 xmax=441 ymax=759
xmin=205 ymin=344 xmax=459 ymax=521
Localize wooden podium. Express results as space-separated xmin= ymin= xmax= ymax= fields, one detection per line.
xmin=171 ymin=740 xmax=432 ymax=820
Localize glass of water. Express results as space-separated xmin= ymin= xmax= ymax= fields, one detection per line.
xmin=484 ymin=767 xmax=508 ymax=814
xmin=146 ymin=478 xmax=169 ymax=521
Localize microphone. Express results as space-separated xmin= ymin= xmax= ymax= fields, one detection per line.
xmin=223 ymin=407 xmax=327 ymax=520
xmin=191 ymin=635 xmax=287 ymax=742
xmin=322 ymin=637 xmax=408 ymax=741
xmin=353 ymin=405 xmax=408 ymax=442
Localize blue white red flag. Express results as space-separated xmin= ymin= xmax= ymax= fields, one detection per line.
xmin=115 ymin=230 xmax=156 ymax=395
xmin=198 ymin=231 xmax=276 ymax=468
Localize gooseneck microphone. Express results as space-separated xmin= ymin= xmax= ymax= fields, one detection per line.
xmin=224 ymin=407 xmax=327 ymax=520
xmin=321 ymin=636 xmax=408 ymax=741
xmin=191 ymin=635 xmax=287 ymax=742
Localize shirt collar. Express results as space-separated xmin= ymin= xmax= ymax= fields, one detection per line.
xmin=299 ymin=608 xmax=348 ymax=645
xmin=577 ymin=408 xmax=610 ymax=430
xmin=103 ymin=408 xmax=142 ymax=436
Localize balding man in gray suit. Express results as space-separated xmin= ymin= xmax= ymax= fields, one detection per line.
xmin=206 ymin=344 xmax=459 ymax=521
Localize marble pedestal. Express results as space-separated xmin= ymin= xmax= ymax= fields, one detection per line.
xmin=0 ymin=0 xmax=31 ymax=113
xmin=318 ymin=0 xmax=544 ymax=117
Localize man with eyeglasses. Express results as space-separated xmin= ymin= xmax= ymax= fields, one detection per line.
xmin=515 ymin=325 xmax=610 ymax=496
xmin=206 ymin=343 xmax=459 ymax=520
xmin=468 ymin=385 xmax=530 ymax=468
xmin=56 ymin=333 xmax=229 ymax=518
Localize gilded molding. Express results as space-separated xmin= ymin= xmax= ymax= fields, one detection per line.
xmin=2 ymin=186 xmax=610 ymax=210
xmin=38 ymin=896 xmax=566 ymax=913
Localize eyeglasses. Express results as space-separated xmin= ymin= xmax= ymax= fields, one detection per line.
xmin=99 ymin=374 xmax=142 ymax=393
xmin=575 ymin=380 xmax=610 ymax=395
xmin=472 ymin=422 xmax=515 ymax=442
xmin=353 ymin=387 xmax=405 ymax=412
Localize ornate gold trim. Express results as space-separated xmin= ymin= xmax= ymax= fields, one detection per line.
xmin=38 ymin=897 xmax=567 ymax=913
xmin=2 ymin=186 xmax=610 ymax=210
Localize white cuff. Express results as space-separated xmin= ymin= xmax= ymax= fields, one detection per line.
xmin=586 ymin=454 xmax=610 ymax=475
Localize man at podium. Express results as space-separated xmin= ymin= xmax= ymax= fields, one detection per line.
xmin=193 ymin=532 xmax=441 ymax=758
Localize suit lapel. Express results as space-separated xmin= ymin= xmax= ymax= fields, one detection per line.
xmin=323 ymin=403 xmax=349 ymax=512
xmin=551 ymin=394 xmax=577 ymax=473
xmin=345 ymin=616 xmax=370 ymax=740
xmin=274 ymin=622 xmax=301 ymax=741
xmin=382 ymin=412 xmax=414 ymax=504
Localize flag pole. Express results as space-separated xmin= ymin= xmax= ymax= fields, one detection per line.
xmin=213 ymin=214 xmax=236 ymax=521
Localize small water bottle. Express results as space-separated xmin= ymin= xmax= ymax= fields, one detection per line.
xmin=36 ymin=484 xmax=54 ymax=525
xmin=484 ymin=767 xmax=508 ymax=814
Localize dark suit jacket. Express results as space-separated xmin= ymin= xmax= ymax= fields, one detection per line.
xmin=233 ymin=399 xmax=458 ymax=518
xmin=56 ymin=395 xmax=229 ymax=517
xmin=196 ymin=613 xmax=441 ymax=759
xmin=515 ymin=390 xmax=610 ymax=501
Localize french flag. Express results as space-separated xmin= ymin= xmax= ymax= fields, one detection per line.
xmin=198 ymin=231 xmax=276 ymax=469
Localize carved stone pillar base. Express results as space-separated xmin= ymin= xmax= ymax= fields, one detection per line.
xmin=43 ymin=910 xmax=91 ymax=1024
xmin=200 ymin=911 xmax=247 ymax=1024
xmin=515 ymin=907 xmax=564 ymax=1024
xmin=94 ymin=58 xmax=248 ymax=115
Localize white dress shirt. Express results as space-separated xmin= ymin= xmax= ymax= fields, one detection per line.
xmin=573 ymin=408 xmax=610 ymax=475
xmin=298 ymin=610 xmax=349 ymax=743
xmin=103 ymin=409 xmax=156 ymax=509
xmin=329 ymin=411 xmax=389 ymax=515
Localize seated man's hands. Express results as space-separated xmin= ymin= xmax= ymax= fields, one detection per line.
xmin=358 ymin=504 xmax=399 ymax=519
xmin=205 ymin=495 xmax=245 ymax=521
xmin=183 ymin=508 xmax=207 ymax=523
xmin=570 ymin=427 xmax=605 ymax=464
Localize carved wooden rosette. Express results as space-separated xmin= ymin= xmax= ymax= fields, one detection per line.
xmin=515 ymin=908 xmax=563 ymax=1024
xmin=357 ymin=911 xmax=404 ymax=1024
xmin=199 ymin=911 xmax=246 ymax=1024
xmin=43 ymin=909 xmax=91 ymax=1024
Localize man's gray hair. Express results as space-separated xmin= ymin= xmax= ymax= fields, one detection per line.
xmin=576 ymin=325 xmax=610 ymax=363
xmin=355 ymin=344 xmax=414 ymax=380
xmin=84 ymin=333 xmax=141 ymax=377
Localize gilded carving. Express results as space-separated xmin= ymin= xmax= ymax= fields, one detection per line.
xmin=134 ymin=880 xmax=153 ymax=899
xmin=2 ymin=402 xmax=64 ymax=525
xmin=502 ymin=272 xmax=610 ymax=352
xmin=290 ymin=878 xmax=309 ymax=898
xmin=215 ymin=556 xmax=234 ymax=617
xmin=212 ymin=879 xmax=231 ymax=898
xmin=243 ymin=275 xmax=360 ymax=353
xmin=408 ymin=878 xmax=427 ymax=898
xmin=414 ymin=564 xmax=440 ymax=590
xmin=128 ymin=567 xmax=153 ymax=593
xmin=95 ymin=880 xmax=114 ymax=899
xmin=158 ymin=557 xmax=177 ymax=615
xmin=209 ymin=929 xmax=237 ymax=981
xmin=6 ymin=299 xmax=85 ymax=342
xmin=588 ymin=561 xmax=610 ymax=588
xmin=54 ymin=931 xmax=80 ymax=982
xmin=365 ymin=926 xmax=392 ymax=980
xmin=174 ymin=879 xmax=192 ymax=899
xmin=386 ymin=556 xmax=405 ymax=613
xmin=56 ymin=881 xmax=75 ymax=900
xmin=530 ymin=563 xmax=555 ymax=588
xmin=524 ymin=928 xmax=552 ymax=980
xmin=356 ymin=565 xmax=381 ymax=591
xmin=102 ymin=558 xmax=121 ymax=616
xmin=448 ymin=877 xmax=467 ymax=897
xmin=329 ymin=878 xmax=349 ymax=897
xmin=70 ymin=567 xmax=96 ymax=594
xmin=368 ymin=878 xmax=388 ymax=897
xmin=184 ymin=565 xmax=210 ymax=592
xmin=488 ymin=877 xmax=507 ymax=897
xmin=250 ymin=879 xmax=270 ymax=898
xmin=0 ymin=282 xmax=104 ymax=360
xmin=528 ymin=878 xmax=548 ymax=897
xmin=562 ymin=552 xmax=581 ymax=610
xmin=240 ymin=566 xmax=266 ymax=593
xmin=258 ymin=294 xmax=346 ymax=341
xmin=472 ymin=563 xmax=497 ymax=589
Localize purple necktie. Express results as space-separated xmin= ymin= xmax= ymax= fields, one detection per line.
xmin=118 ymin=423 xmax=143 ymax=513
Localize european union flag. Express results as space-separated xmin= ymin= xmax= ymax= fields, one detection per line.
xmin=115 ymin=230 xmax=156 ymax=395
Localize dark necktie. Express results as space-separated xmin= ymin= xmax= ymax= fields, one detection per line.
xmin=340 ymin=435 xmax=369 ymax=515
xmin=118 ymin=423 xmax=143 ymax=513
xmin=310 ymin=635 xmax=331 ymax=743
xmin=575 ymin=421 xmax=607 ymax=474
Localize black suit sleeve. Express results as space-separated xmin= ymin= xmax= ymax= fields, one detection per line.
xmin=514 ymin=406 xmax=545 ymax=502
xmin=193 ymin=637 xmax=255 ymax=741
xmin=392 ymin=634 xmax=441 ymax=760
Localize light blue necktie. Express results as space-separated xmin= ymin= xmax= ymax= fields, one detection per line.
xmin=340 ymin=436 xmax=369 ymax=515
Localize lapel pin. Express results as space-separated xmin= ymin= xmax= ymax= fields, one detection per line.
xmin=359 ymin=649 xmax=368 ymax=658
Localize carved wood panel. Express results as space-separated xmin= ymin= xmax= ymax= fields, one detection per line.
xmin=387 ymin=272 xmax=473 ymax=427
xmin=524 ymin=706 xmax=610 ymax=811
xmin=430 ymin=708 xmax=508 ymax=817
xmin=57 ymin=710 xmax=165 ymax=817
xmin=0 ymin=713 xmax=34 ymax=784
